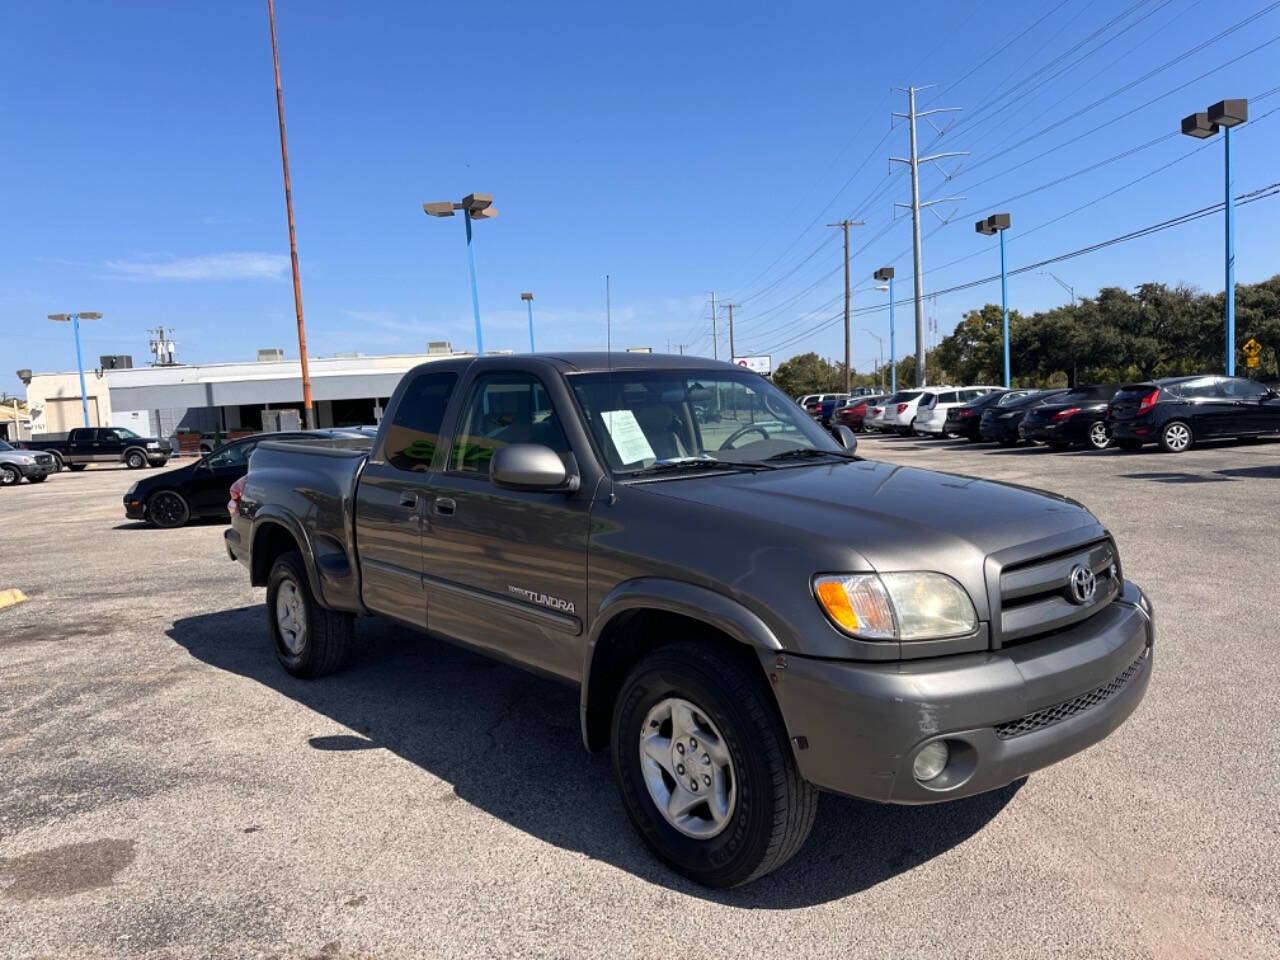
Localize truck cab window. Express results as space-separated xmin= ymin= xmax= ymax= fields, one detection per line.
xmin=384 ymin=372 xmax=458 ymax=472
xmin=450 ymin=373 xmax=569 ymax=475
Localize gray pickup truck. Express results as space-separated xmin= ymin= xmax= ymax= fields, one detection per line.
xmin=226 ymin=353 xmax=1153 ymax=887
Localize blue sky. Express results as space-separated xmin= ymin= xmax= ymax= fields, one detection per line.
xmin=3 ymin=0 xmax=1279 ymax=397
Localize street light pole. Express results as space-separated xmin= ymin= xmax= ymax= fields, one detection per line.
xmin=48 ymin=311 xmax=101 ymax=427
xmin=521 ymin=292 xmax=535 ymax=352
xmin=874 ymin=268 xmax=896 ymax=393
xmin=861 ymin=328 xmax=884 ymax=391
xmin=976 ymin=213 xmax=1012 ymax=388
xmin=424 ymin=194 xmax=498 ymax=355
xmin=1181 ymin=98 xmax=1247 ymax=375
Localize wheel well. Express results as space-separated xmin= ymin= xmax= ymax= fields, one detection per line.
xmin=124 ymin=446 xmax=148 ymax=460
xmin=582 ymin=608 xmax=762 ymax=753
xmin=251 ymin=522 xmax=302 ymax=587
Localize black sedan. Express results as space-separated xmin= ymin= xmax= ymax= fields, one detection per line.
xmin=123 ymin=429 xmax=370 ymax=527
xmin=1019 ymin=383 xmax=1121 ymax=450
xmin=1107 ymin=375 xmax=1280 ymax=453
xmin=978 ymin=389 xmax=1068 ymax=446
xmin=943 ymin=389 xmax=1012 ymax=441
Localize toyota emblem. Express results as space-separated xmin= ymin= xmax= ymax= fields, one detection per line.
xmin=1068 ymin=564 xmax=1097 ymax=605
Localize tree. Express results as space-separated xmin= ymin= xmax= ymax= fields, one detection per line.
xmin=773 ymin=352 xmax=844 ymax=396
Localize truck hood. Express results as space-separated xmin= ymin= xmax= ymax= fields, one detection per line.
xmin=639 ymin=459 xmax=1099 ymax=615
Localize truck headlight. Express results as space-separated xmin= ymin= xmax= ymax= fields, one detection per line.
xmin=146 ymin=441 xmax=161 ymax=449
xmin=20 ymin=455 xmax=34 ymax=464
xmin=814 ymin=572 xmax=977 ymax=641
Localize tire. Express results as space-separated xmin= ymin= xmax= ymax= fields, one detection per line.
xmin=0 ymin=465 xmax=19 ymax=486
xmin=67 ymin=463 xmax=87 ymax=472
xmin=27 ymin=474 xmax=48 ymax=483
xmin=147 ymin=490 xmax=190 ymax=529
xmin=266 ymin=551 xmax=352 ymax=678
xmin=1086 ymin=421 xmax=1112 ymax=451
xmin=50 ymin=452 xmax=66 ymax=472
xmin=1117 ymin=439 xmax=1144 ymax=452
xmin=1158 ymin=420 xmax=1193 ymax=453
xmin=611 ymin=642 xmax=818 ymax=888
xmin=125 ymin=450 xmax=146 ymax=469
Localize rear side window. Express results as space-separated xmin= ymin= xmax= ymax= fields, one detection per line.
xmin=384 ymin=372 xmax=458 ymax=472
xmin=1220 ymin=378 xmax=1266 ymax=399
xmin=1171 ymin=378 xmax=1218 ymax=400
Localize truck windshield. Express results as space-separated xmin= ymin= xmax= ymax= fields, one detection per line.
xmin=112 ymin=428 xmax=141 ymax=439
xmin=568 ymin=369 xmax=841 ymax=474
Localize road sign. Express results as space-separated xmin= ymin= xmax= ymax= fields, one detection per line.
xmin=1247 ymin=355 xmax=1260 ymax=368
xmin=733 ymin=356 xmax=771 ymax=375
xmin=1242 ymin=337 xmax=1262 ymax=357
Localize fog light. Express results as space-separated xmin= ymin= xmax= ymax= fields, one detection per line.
xmin=913 ymin=741 xmax=949 ymax=782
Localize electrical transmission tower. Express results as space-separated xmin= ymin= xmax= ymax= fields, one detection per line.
xmin=891 ymin=85 xmax=966 ymax=386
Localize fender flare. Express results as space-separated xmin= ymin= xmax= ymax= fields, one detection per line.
xmin=123 ymin=445 xmax=150 ymax=464
xmin=249 ymin=507 xmax=324 ymax=604
xmin=579 ymin=577 xmax=782 ymax=749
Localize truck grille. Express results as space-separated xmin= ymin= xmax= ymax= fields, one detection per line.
xmin=34 ymin=454 xmax=53 ymax=465
xmin=995 ymin=646 xmax=1148 ymax=740
xmin=997 ymin=538 xmax=1120 ymax=646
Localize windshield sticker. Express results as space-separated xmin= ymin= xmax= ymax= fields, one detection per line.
xmin=601 ymin=409 xmax=656 ymax=464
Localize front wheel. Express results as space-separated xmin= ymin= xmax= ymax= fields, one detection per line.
xmin=266 ymin=551 xmax=353 ymax=678
xmin=147 ymin=490 xmax=190 ymax=528
xmin=1086 ymin=421 xmax=1112 ymax=450
xmin=611 ymin=642 xmax=817 ymax=888
xmin=1159 ymin=420 xmax=1193 ymax=453
xmin=0 ymin=465 xmax=19 ymax=486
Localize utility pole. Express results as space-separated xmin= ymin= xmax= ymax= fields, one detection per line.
xmin=722 ymin=303 xmax=737 ymax=361
xmin=708 ymin=292 xmax=718 ymax=360
xmin=827 ymin=219 xmax=864 ymax=392
xmin=267 ymin=0 xmax=314 ymax=428
xmin=891 ymin=86 xmax=966 ymax=387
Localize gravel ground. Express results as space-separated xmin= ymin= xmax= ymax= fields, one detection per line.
xmin=1 ymin=436 xmax=1277 ymax=960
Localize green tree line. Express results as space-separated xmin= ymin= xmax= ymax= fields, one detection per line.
xmin=774 ymin=274 xmax=1280 ymax=395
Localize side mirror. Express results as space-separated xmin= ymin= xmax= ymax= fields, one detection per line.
xmin=831 ymin=424 xmax=859 ymax=454
xmin=491 ymin=444 xmax=579 ymax=492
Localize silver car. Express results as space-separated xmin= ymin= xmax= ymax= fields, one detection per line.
xmin=0 ymin=440 xmax=56 ymax=486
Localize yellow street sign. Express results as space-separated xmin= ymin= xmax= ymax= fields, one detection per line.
xmin=1241 ymin=337 xmax=1262 ymax=357
xmin=1246 ymin=355 xmax=1260 ymax=368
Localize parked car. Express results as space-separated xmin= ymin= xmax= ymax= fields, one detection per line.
xmin=944 ymin=389 xmax=1027 ymax=442
xmin=1019 ymin=384 xmax=1121 ymax=450
xmin=914 ymin=387 xmax=1002 ymax=436
xmin=1107 ymin=375 xmax=1280 ymax=453
xmin=815 ymin=394 xmax=851 ymax=427
xmin=227 ymin=353 xmax=1153 ymax=888
xmin=863 ymin=396 xmax=898 ymax=432
xmin=123 ymin=429 xmax=370 ymax=528
xmin=0 ymin=440 xmax=56 ymax=486
xmin=796 ymin=394 xmax=820 ymax=408
xmin=804 ymin=393 xmax=844 ymax=419
xmin=832 ymin=395 xmax=887 ymax=432
xmin=979 ymin=390 xmax=1069 ymax=446
xmin=19 ymin=426 xmax=172 ymax=471
xmin=880 ymin=388 xmax=941 ymax=435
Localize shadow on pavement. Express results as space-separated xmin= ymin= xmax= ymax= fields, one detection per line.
xmin=1119 ymin=472 xmax=1236 ymax=484
xmin=167 ymin=607 xmax=1019 ymax=908
xmin=1215 ymin=464 xmax=1280 ymax=479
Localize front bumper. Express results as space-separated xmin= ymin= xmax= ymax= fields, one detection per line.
xmin=763 ymin=581 xmax=1154 ymax=804
xmin=18 ymin=462 xmax=55 ymax=479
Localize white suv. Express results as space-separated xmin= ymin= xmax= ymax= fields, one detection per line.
xmin=914 ymin=386 xmax=1002 ymax=436
xmin=880 ymin=388 xmax=947 ymax=435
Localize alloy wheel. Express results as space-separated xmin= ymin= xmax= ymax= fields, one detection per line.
xmin=149 ymin=491 xmax=188 ymax=527
xmin=0 ymin=465 xmax=18 ymax=486
xmin=638 ymin=697 xmax=736 ymax=839
xmin=275 ymin=579 xmax=308 ymax=655
xmin=1088 ymin=422 xmax=1110 ymax=449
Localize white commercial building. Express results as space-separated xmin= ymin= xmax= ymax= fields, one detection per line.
xmin=22 ymin=348 xmax=462 ymax=446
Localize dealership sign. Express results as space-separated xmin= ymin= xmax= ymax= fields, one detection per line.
xmin=733 ymin=355 xmax=771 ymax=376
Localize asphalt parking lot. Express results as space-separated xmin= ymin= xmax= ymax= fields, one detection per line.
xmin=2 ymin=438 xmax=1278 ymax=960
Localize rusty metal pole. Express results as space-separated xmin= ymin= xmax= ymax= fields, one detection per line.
xmin=267 ymin=0 xmax=313 ymax=428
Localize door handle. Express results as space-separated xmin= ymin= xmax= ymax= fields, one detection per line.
xmin=431 ymin=497 xmax=456 ymax=517
xmin=399 ymin=491 xmax=420 ymax=508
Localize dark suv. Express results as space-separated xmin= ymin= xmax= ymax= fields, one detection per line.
xmin=1107 ymin=375 xmax=1280 ymax=453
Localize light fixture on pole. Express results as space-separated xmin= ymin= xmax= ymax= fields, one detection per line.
xmin=873 ymin=268 xmax=896 ymax=393
xmin=424 ymin=193 xmax=499 ymax=355
xmin=1181 ymin=98 xmax=1247 ymax=375
xmin=520 ymin=292 xmax=535 ymax=353
xmin=861 ymin=328 xmax=884 ymax=392
xmin=976 ymin=213 xmax=1012 ymax=388
xmin=47 ymin=312 xmax=102 ymax=427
